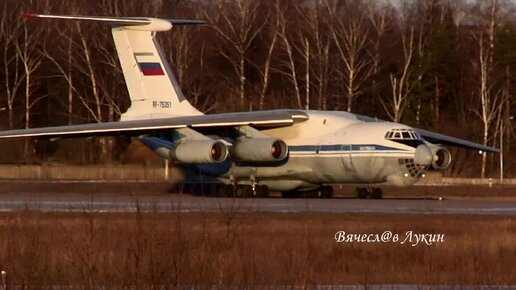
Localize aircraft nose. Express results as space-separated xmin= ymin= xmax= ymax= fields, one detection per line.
xmin=414 ymin=144 xmax=433 ymax=166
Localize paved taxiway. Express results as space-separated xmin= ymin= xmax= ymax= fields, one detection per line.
xmin=0 ymin=192 xmax=514 ymax=215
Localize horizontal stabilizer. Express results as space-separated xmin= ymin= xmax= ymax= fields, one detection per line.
xmin=21 ymin=13 xmax=205 ymax=29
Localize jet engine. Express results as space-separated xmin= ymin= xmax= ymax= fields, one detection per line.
xmin=231 ymin=138 xmax=288 ymax=162
xmin=430 ymin=146 xmax=452 ymax=170
xmin=169 ymin=140 xmax=228 ymax=164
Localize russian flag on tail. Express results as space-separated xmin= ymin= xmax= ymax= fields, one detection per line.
xmin=138 ymin=62 xmax=164 ymax=76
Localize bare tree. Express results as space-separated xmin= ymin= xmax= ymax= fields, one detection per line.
xmin=366 ymin=1 xmax=390 ymax=99
xmin=42 ymin=25 xmax=82 ymax=125
xmin=16 ymin=21 xmax=44 ymax=131
xmin=257 ymin=4 xmax=279 ymax=110
xmin=183 ymin=45 xmax=217 ymax=113
xmin=275 ymin=2 xmax=305 ymax=109
xmin=204 ymin=0 xmax=265 ymax=110
xmin=329 ymin=1 xmax=373 ymax=112
xmin=303 ymin=37 xmax=310 ymax=110
xmin=475 ymin=33 xmax=503 ymax=178
xmin=16 ymin=18 xmax=45 ymax=159
xmin=41 ymin=8 xmax=122 ymax=162
xmin=0 ymin=6 xmax=25 ymax=129
xmin=303 ymin=1 xmax=333 ymax=110
xmin=471 ymin=0 xmax=505 ymax=178
xmin=161 ymin=6 xmax=214 ymax=112
xmin=382 ymin=18 xmax=420 ymax=123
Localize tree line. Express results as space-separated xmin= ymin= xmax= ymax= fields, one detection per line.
xmin=0 ymin=0 xmax=515 ymax=178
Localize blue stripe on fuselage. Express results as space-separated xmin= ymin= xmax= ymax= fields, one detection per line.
xmin=288 ymin=144 xmax=405 ymax=152
xmin=140 ymin=137 xmax=407 ymax=153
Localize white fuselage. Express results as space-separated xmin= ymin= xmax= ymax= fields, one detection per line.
xmin=184 ymin=110 xmax=429 ymax=191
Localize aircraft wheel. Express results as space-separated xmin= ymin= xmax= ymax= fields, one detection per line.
xmin=281 ymin=191 xmax=301 ymax=198
xmin=235 ymin=185 xmax=253 ymax=198
xmin=305 ymin=190 xmax=319 ymax=198
xmin=204 ymin=184 xmax=219 ymax=196
xmin=371 ymin=188 xmax=383 ymax=199
xmin=255 ymin=185 xmax=269 ymax=198
xmin=355 ymin=187 xmax=368 ymax=199
xmin=320 ymin=186 xmax=334 ymax=199
xmin=216 ymin=184 xmax=232 ymax=197
xmin=307 ymin=186 xmax=333 ymax=199
xmin=234 ymin=186 xmax=245 ymax=197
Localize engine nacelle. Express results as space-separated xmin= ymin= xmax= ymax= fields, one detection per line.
xmin=231 ymin=138 xmax=288 ymax=162
xmin=430 ymin=146 xmax=452 ymax=170
xmin=169 ymin=140 xmax=228 ymax=164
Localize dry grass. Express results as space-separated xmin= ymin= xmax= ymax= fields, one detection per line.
xmin=0 ymin=210 xmax=513 ymax=288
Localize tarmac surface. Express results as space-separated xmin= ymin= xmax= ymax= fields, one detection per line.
xmin=0 ymin=192 xmax=515 ymax=215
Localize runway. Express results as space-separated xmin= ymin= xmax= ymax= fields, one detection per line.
xmin=0 ymin=192 xmax=515 ymax=215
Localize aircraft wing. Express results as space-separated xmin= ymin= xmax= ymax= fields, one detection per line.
xmin=352 ymin=113 xmax=499 ymax=153
xmin=0 ymin=110 xmax=309 ymax=139
xmin=415 ymin=128 xmax=499 ymax=153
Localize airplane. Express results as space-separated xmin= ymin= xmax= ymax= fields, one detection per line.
xmin=0 ymin=14 xmax=498 ymax=199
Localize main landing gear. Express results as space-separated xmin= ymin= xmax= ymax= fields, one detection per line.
xmin=213 ymin=184 xmax=335 ymax=199
xmin=355 ymin=186 xmax=383 ymax=199
xmin=215 ymin=184 xmax=270 ymax=198
xmin=281 ymin=185 xmax=334 ymax=199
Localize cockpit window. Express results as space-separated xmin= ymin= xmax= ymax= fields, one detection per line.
xmin=385 ymin=129 xmax=420 ymax=141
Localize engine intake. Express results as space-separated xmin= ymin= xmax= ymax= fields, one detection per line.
xmin=431 ymin=146 xmax=452 ymax=170
xmin=169 ymin=140 xmax=228 ymax=164
xmin=231 ymin=138 xmax=288 ymax=162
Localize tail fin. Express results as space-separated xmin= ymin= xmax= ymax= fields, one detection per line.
xmin=22 ymin=14 xmax=204 ymax=120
